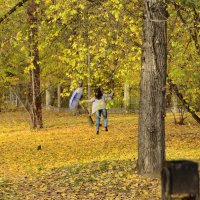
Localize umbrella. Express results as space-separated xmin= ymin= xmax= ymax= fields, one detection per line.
xmin=69 ymin=87 xmax=83 ymax=109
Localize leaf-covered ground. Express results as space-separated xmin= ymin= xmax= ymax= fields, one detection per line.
xmin=0 ymin=111 xmax=200 ymax=199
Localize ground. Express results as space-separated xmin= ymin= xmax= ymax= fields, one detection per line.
xmin=0 ymin=111 xmax=199 ymax=199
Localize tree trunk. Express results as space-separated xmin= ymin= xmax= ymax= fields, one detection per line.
xmin=9 ymin=89 xmax=14 ymax=104
xmin=15 ymin=95 xmax=19 ymax=107
xmin=87 ymin=52 xmax=91 ymax=99
xmin=57 ymin=84 xmax=61 ymax=110
xmin=27 ymin=0 xmax=43 ymax=128
xmin=28 ymin=73 xmax=37 ymax=128
xmin=171 ymin=92 xmax=178 ymax=113
xmin=124 ymin=82 xmax=130 ymax=112
xmin=46 ymin=82 xmax=52 ymax=110
xmin=138 ymin=0 xmax=168 ymax=176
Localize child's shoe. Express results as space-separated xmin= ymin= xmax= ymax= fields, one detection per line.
xmin=105 ymin=127 xmax=108 ymax=131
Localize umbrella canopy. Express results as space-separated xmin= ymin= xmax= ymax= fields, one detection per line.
xmin=69 ymin=87 xmax=83 ymax=109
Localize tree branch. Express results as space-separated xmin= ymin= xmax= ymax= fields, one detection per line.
xmin=167 ymin=78 xmax=200 ymax=124
xmin=173 ymin=2 xmax=200 ymax=55
xmin=0 ymin=0 xmax=28 ymax=24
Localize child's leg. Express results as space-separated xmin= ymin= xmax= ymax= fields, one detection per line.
xmin=102 ymin=109 xmax=108 ymax=128
xmin=96 ymin=110 xmax=102 ymax=132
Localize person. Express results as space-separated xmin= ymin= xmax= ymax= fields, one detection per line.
xmin=83 ymin=87 xmax=113 ymax=134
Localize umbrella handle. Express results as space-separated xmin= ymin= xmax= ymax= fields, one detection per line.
xmin=79 ymin=103 xmax=94 ymax=126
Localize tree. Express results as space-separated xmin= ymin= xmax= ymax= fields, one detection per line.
xmin=138 ymin=0 xmax=168 ymax=176
xmin=27 ymin=0 xmax=43 ymax=128
xmin=167 ymin=1 xmax=200 ymax=122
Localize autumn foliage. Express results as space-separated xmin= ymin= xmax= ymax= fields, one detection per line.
xmin=0 ymin=111 xmax=199 ymax=199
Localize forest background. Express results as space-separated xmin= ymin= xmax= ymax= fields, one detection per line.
xmin=0 ymin=0 xmax=199 ymax=119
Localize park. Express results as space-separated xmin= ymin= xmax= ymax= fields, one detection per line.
xmin=0 ymin=0 xmax=200 ymax=199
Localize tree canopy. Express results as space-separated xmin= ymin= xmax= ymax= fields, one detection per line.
xmin=0 ymin=0 xmax=199 ymax=117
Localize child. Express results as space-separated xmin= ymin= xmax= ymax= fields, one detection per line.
xmin=83 ymin=87 xmax=113 ymax=134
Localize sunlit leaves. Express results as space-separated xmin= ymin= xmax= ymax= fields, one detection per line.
xmin=0 ymin=111 xmax=200 ymax=199
xmin=0 ymin=0 xmax=143 ymax=105
xmin=0 ymin=0 xmax=199 ymax=111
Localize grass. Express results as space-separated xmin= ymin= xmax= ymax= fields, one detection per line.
xmin=0 ymin=110 xmax=199 ymax=199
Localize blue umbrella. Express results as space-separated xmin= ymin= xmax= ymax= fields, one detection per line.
xmin=69 ymin=87 xmax=83 ymax=109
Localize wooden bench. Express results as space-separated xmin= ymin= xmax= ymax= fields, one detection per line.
xmin=161 ymin=160 xmax=199 ymax=200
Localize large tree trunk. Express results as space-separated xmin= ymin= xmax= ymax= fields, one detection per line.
xmin=138 ymin=0 xmax=168 ymax=176
xmin=27 ymin=0 xmax=43 ymax=128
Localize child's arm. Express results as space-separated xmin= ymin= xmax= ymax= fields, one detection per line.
xmin=83 ymin=97 xmax=95 ymax=103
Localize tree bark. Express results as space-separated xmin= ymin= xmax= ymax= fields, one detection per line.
xmin=27 ymin=0 xmax=43 ymax=128
xmin=138 ymin=0 xmax=168 ymax=176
